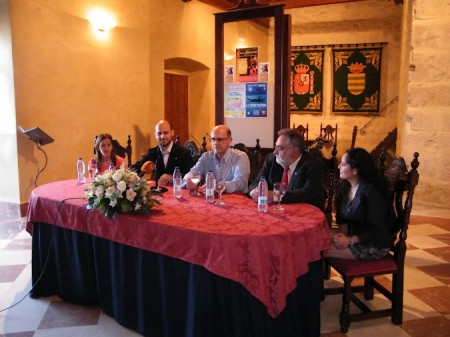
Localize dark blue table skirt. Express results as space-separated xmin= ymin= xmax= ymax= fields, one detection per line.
xmin=31 ymin=222 xmax=323 ymax=337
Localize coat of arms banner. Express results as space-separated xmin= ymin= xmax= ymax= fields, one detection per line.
xmin=290 ymin=47 xmax=324 ymax=113
xmin=333 ymin=47 xmax=382 ymax=112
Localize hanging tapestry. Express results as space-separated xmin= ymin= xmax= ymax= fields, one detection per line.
xmin=333 ymin=47 xmax=382 ymax=112
xmin=290 ymin=47 xmax=324 ymax=113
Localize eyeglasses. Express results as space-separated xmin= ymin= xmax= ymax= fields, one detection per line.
xmin=274 ymin=145 xmax=293 ymax=151
xmin=210 ymin=137 xmax=230 ymax=142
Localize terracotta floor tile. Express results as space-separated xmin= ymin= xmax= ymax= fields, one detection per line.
xmin=37 ymin=300 xmax=101 ymax=329
xmin=401 ymin=315 xmax=450 ymax=337
xmin=429 ymin=233 xmax=450 ymax=246
xmin=0 ymin=264 xmax=27 ymax=282
xmin=424 ymin=246 xmax=450 ymax=263
xmin=417 ymin=263 xmax=450 ymax=285
xmin=408 ymin=286 xmax=450 ymax=315
xmin=410 ymin=216 xmax=450 ymax=229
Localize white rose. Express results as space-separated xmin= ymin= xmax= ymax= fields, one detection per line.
xmin=126 ymin=188 xmax=137 ymax=201
xmin=112 ymin=172 xmax=123 ymax=182
xmin=95 ymin=186 xmax=105 ymax=198
xmin=117 ymin=180 xmax=127 ymax=192
xmin=105 ymin=186 xmax=117 ymax=198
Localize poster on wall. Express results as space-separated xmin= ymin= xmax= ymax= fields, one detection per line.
xmin=224 ymin=83 xmax=246 ymax=118
xmin=290 ymin=47 xmax=324 ymax=113
xmin=225 ymin=65 xmax=234 ymax=83
xmin=332 ymin=47 xmax=382 ymax=112
xmin=259 ymin=62 xmax=269 ymax=82
xmin=236 ymin=47 xmax=258 ymax=83
xmin=245 ymin=82 xmax=268 ymax=118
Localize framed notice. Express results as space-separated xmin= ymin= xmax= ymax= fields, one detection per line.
xmin=225 ymin=65 xmax=234 ymax=83
xmin=236 ymin=47 xmax=258 ymax=83
xmin=245 ymin=82 xmax=268 ymax=118
xmin=259 ymin=62 xmax=269 ymax=82
xmin=224 ymin=83 xmax=246 ymax=118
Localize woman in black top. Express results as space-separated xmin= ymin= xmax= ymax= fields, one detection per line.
xmin=324 ymin=148 xmax=392 ymax=260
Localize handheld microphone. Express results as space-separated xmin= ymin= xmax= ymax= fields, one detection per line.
xmin=139 ymin=161 xmax=155 ymax=178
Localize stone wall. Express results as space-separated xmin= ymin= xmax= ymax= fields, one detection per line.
xmin=400 ymin=0 xmax=450 ymax=208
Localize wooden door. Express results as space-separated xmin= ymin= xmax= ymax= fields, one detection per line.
xmin=164 ymin=73 xmax=189 ymax=145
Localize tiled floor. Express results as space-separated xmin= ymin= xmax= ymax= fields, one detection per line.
xmin=0 ymin=206 xmax=449 ymax=337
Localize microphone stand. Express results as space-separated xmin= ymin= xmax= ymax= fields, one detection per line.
xmin=33 ymin=141 xmax=48 ymax=187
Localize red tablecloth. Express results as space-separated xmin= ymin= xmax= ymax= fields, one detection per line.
xmin=27 ymin=179 xmax=331 ymax=318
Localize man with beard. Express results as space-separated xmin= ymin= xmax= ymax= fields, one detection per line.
xmin=248 ymin=128 xmax=325 ymax=210
xmin=130 ymin=120 xmax=193 ymax=186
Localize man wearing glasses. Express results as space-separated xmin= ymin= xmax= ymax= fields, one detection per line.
xmin=248 ymin=128 xmax=325 ymax=209
xmin=185 ymin=125 xmax=250 ymax=193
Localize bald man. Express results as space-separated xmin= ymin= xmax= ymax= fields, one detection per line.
xmin=130 ymin=120 xmax=193 ymax=186
xmin=185 ymin=125 xmax=250 ymax=193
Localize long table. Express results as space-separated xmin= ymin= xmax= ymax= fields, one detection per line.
xmin=27 ymin=180 xmax=331 ymax=337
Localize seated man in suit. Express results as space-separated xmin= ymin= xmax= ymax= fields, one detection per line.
xmin=248 ymin=128 xmax=325 ymax=210
xmin=130 ymin=120 xmax=193 ymax=185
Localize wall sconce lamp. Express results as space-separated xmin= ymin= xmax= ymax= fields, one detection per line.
xmin=87 ymin=9 xmax=116 ymax=32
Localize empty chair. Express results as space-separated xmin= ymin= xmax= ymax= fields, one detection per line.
xmin=324 ymin=152 xmax=420 ymax=333
xmin=320 ymin=123 xmax=338 ymax=144
xmin=184 ymin=140 xmax=202 ymax=164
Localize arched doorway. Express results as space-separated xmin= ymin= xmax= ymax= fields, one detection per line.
xmin=164 ymin=57 xmax=209 ymax=146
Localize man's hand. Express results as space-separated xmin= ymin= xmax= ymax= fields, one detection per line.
xmin=158 ymin=173 xmax=173 ymax=186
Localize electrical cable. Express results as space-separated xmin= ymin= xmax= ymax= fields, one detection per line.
xmin=0 ymin=197 xmax=85 ymax=313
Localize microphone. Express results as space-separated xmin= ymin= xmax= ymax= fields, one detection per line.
xmin=153 ymin=155 xmax=163 ymax=188
xmin=139 ymin=161 xmax=155 ymax=178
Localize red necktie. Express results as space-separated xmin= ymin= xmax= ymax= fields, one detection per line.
xmin=282 ymin=166 xmax=289 ymax=186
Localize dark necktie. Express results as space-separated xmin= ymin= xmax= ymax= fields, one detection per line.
xmin=282 ymin=166 xmax=289 ymax=187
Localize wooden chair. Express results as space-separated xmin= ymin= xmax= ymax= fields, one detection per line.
xmin=351 ymin=126 xmax=358 ymax=149
xmin=293 ymin=123 xmax=309 ymax=143
xmin=185 ymin=140 xmax=202 ymax=164
xmin=94 ymin=135 xmax=132 ymax=167
xmin=323 ymin=152 xmax=420 ymax=333
xmin=320 ymin=123 xmax=338 ymax=144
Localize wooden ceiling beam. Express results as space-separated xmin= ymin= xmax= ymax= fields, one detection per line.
xmin=196 ymin=0 xmax=366 ymax=11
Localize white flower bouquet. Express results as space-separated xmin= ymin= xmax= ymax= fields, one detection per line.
xmin=85 ymin=166 xmax=160 ymax=218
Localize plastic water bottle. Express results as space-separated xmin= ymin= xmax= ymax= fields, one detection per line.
xmin=258 ymin=176 xmax=268 ymax=213
xmin=173 ymin=167 xmax=182 ymax=198
xmin=77 ymin=158 xmax=86 ymax=185
xmin=205 ymin=170 xmax=215 ymax=203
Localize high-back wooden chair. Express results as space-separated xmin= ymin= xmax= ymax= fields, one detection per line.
xmin=94 ymin=135 xmax=132 ymax=167
xmin=320 ymin=123 xmax=338 ymax=144
xmin=293 ymin=123 xmax=309 ymax=143
xmin=350 ymin=126 xmax=358 ymax=149
xmin=184 ymin=140 xmax=202 ymax=164
xmin=324 ymin=152 xmax=420 ymax=333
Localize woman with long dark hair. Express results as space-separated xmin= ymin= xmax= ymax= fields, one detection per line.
xmin=88 ymin=133 xmax=125 ymax=176
xmin=324 ymin=148 xmax=392 ymax=260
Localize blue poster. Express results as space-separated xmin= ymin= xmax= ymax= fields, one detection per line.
xmin=245 ymin=83 xmax=268 ymax=118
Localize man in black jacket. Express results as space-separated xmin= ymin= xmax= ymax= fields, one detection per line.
xmin=248 ymin=128 xmax=325 ymax=210
xmin=130 ymin=120 xmax=193 ymax=185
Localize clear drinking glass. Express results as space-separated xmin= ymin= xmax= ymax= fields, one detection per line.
xmin=189 ymin=170 xmax=202 ymax=196
xmin=214 ymin=179 xmax=226 ymax=205
xmin=273 ymin=182 xmax=287 ymax=211
xmin=88 ymin=161 xmax=98 ymax=179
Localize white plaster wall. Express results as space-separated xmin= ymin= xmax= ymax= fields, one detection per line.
xmin=0 ymin=0 xmax=20 ymax=207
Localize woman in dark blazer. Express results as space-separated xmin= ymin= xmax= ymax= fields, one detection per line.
xmin=324 ymin=148 xmax=393 ymax=260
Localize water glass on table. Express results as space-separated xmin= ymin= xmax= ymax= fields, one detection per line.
xmin=214 ymin=178 xmax=226 ymax=205
xmin=273 ymin=182 xmax=287 ymax=211
xmin=88 ymin=162 xmax=98 ymax=179
xmin=189 ymin=170 xmax=202 ymax=196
